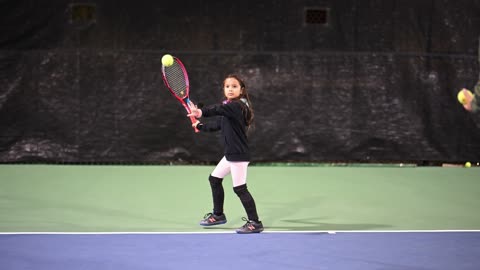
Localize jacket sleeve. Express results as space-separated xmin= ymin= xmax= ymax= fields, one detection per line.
xmin=201 ymin=102 xmax=241 ymax=118
xmin=197 ymin=117 xmax=221 ymax=132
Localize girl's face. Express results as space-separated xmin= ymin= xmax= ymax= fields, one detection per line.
xmin=223 ymin=77 xmax=242 ymax=100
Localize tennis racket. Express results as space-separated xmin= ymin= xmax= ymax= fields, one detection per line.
xmin=161 ymin=56 xmax=199 ymax=133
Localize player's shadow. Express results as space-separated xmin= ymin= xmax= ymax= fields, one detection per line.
xmin=202 ymin=218 xmax=392 ymax=231
xmin=264 ymin=218 xmax=392 ymax=231
xmin=204 ymin=194 xmax=393 ymax=231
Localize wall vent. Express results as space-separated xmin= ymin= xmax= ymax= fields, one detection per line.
xmin=304 ymin=8 xmax=328 ymax=25
xmin=69 ymin=3 xmax=97 ymax=24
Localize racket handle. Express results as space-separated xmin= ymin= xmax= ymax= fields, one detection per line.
xmin=181 ymin=99 xmax=200 ymax=133
xmin=189 ymin=116 xmax=200 ymax=133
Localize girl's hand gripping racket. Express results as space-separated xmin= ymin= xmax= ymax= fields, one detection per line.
xmin=161 ymin=55 xmax=199 ymax=133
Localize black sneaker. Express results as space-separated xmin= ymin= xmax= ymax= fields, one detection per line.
xmin=236 ymin=217 xmax=264 ymax=234
xmin=199 ymin=213 xmax=227 ymax=226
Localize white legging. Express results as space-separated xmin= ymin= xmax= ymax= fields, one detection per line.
xmin=211 ymin=156 xmax=249 ymax=187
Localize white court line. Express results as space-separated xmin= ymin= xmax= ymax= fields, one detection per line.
xmin=1 ymin=230 xmax=480 ymax=235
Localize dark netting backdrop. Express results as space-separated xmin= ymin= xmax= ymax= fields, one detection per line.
xmin=1 ymin=0 xmax=480 ymax=164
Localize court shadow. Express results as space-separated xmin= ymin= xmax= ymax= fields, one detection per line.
xmin=200 ymin=218 xmax=392 ymax=231
xmin=266 ymin=218 xmax=392 ymax=231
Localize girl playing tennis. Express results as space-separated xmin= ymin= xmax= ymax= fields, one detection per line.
xmin=187 ymin=74 xmax=263 ymax=234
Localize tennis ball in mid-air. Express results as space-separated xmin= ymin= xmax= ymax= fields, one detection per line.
xmin=457 ymin=89 xmax=473 ymax=105
xmin=465 ymin=162 xmax=471 ymax=168
xmin=162 ymin=54 xmax=174 ymax=67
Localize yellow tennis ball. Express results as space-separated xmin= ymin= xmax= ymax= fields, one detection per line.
xmin=457 ymin=89 xmax=472 ymax=105
xmin=162 ymin=54 xmax=174 ymax=67
xmin=465 ymin=162 xmax=471 ymax=168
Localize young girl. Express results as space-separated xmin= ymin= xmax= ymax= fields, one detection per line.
xmin=187 ymin=74 xmax=263 ymax=234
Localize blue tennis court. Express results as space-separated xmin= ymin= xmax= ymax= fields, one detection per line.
xmin=1 ymin=231 xmax=480 ymax=270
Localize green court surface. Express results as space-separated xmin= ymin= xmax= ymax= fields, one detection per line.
xmin=0 ymin=165 xmax=479 ymax=232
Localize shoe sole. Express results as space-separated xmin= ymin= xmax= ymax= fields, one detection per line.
xmin=235 ymin=228 xmax=264 ymax=234
xmin=199 ymin=220 xmax=227 ymax=226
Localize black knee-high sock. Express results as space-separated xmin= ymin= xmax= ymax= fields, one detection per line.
xmin=209 ymin=175 xmax=224 ymax=216
xmin=233 ymin=184 xmax=259 ymax=222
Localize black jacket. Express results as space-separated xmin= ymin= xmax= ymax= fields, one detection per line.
xmin=197 ymin=100 xmax=251 ymax=161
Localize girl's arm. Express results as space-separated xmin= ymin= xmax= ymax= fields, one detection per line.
xmin=193 ymin=118 xmax=221 ymax=132
xmin=201 ymin=102 xmax=241 ymax=118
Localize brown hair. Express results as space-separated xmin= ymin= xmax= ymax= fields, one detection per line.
xmin=223 ymin=74 xmax=254 ymax=127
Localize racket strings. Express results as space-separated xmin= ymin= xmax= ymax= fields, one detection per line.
xmin=164 ymin=62 xmax=188 ymax=98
